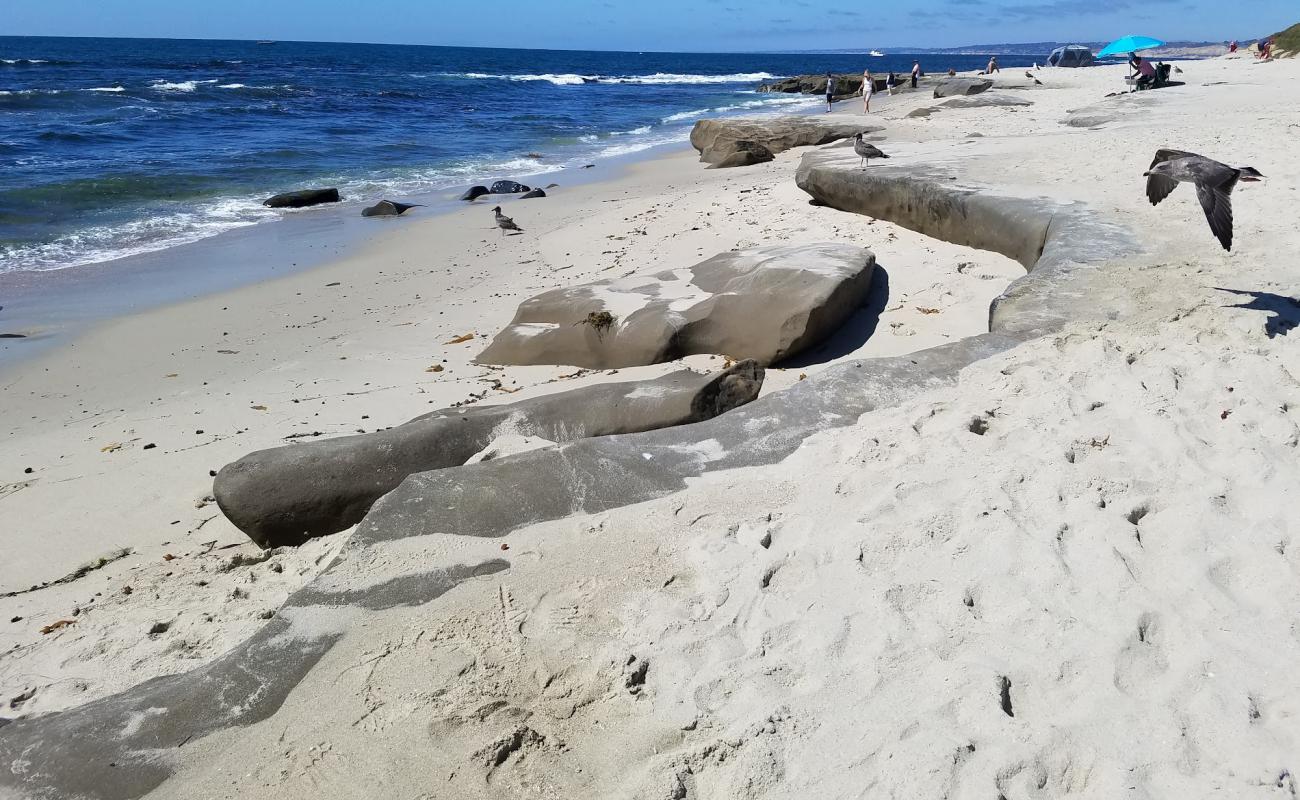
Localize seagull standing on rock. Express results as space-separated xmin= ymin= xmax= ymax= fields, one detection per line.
xmin=1025 ymin=71 xmax=1043 ymax=85
xmin=853 ymin=133 xmax=890 ymax=169
xmin=1144 ymin=148 xmax=1263 ymax=252
xmin=493 ymin=206 xmax=523 ymax=236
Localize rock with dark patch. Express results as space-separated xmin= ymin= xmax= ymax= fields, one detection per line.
xmin=477 ymin=243 xmax=875 ymax=369
xmin=262 ymin=188 xmax=341 ymax=209
xmin=459 ymin=185 xmax=491 ymax=201
xmin=361 ymin=200 xmax=422 ymax=217
xmin=907 ymin=107 xmax=937 ymax=118
xmin=214 ymin=362 xmax=764 ymax=547
xmin=932 ymin=77 xmax=993 ymax=98
xmin=520 ymin=188 xmax=547 ymax=199
xmin=490 ymin=180 xmax=531 ymax=194
xmin=690 ymin=117 xmax=877 ymax=168
xmin=710 ymin=140 xmax=775 ymax=168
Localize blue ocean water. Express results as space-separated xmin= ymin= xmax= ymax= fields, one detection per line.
xmin=0 ymin=37 xmax=1037 ymax=273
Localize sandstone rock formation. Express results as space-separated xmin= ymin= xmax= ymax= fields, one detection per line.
xmin=477 ymin=243 xmax=875 ymax=369
xmin=932 ymin=77 xmax=993 ymax=98
xmin=690 ymin=117 xmax=876 ymax=168
xmin=214 ymin=362 xmax=763 ymax=547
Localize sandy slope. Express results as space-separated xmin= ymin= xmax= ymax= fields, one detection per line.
xmin=0 ymin=85 xmax=1018 ymax=715
xmin=4 ymin=53 xmax=1300 ymax=799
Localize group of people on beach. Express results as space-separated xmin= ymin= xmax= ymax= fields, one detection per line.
xmin=840 ymin=60 xmax=921 ymax=113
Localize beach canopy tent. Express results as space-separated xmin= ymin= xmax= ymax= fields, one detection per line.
xmin=1096 ymin=35 xmax=1166 ymax=58
xmin=1047 ymin=45 xmax=1094 ymax=67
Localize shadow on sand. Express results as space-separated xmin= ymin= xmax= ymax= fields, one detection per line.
xmin=1216 ymin=287 xmax=1300 ymax=338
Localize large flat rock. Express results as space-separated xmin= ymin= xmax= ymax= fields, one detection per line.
xmin=933 ymin=77 xmax=993 ymax=98
xmin=476 ymin=243 xmax=876 ymax=369
xmin=690 ymin=117 xmax=876 ymax=168
xmin=214 ymin=361 xmax=764 ymax=547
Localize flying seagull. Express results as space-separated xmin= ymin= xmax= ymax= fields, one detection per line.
xmin=493 ymin=206 xmax=523 ymax=236
xmin=1144 ymin=148 xmax=1263 ymax=252
xmin=1025 ymin=70 xmax=1042 ymax=85
xmin=853 ymin=133 xmax=890 ymax=169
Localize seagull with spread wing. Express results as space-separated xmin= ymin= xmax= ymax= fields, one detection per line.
xmin=1144 ymin=149 xmax=1263 ymax=252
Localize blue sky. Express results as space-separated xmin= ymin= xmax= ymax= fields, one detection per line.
xmin=6 ymin=0 xmax=1292 ymax=51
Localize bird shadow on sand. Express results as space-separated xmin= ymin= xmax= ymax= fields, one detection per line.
xmin=779 ymin=267 xmax=890 ymax=368
xmin=1215 ymin=287 xmax=1300 ymax=338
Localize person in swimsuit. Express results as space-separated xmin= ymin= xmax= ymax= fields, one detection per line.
xmin=825 ymin=72 xmax=837 ymax=112
xmin=862 ymin=69 xmax=873 ymax=112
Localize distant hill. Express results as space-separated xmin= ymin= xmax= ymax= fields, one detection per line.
xmin=1271 ymin=22 xmax=1300 ymax=56
xmin=780 ymin=40 xmax=1242 ymax=57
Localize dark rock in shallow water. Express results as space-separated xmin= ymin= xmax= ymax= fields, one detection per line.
xmin=933 ymin=77 xmax=993 ymax=98
xmin=460 ymin=185 xmax=490 ymax=201
xmin=520 ymin=188 xmax=547 ymax=199
xmin=213 ymin=362 xmax=763 ymax=547
xmin=361 ymin=200 xmax=422 ymax=217
xmin=490 ymin=180 xmax=531 ymax=194
xmin=262 ymin=188 xmax=340 ymax=209
xmin=478 ymin=242 xmax=875 ymax=369
xmin=0 ymin=333 xmax=27 ymax=339
xmin=759 ymin=73 xmax=866 ymax=97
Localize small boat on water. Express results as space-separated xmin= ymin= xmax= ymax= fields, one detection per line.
xmin=256 ymin=40 xmax=276 ymax=45
xmin=869 ymin=50 xmax=885 ymax=57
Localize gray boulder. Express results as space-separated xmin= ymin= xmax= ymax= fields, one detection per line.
xmin=214 ymin=361 xmax=763 ymax=547
xmin=933 ymin=77 xmax=993 ymax=98
xmin=690 ymin=117 xmax=876 ymax=168
xmin=710 ymin=140 xmax=775 ymax=168
xmin=477 ymin=243 xmax=875 ymax=369
xmin=262 ymin=188 xmax=340 ymax=208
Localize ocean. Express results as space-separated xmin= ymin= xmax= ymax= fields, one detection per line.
xmin=0 ymin=37 xmax=1037 ymax=275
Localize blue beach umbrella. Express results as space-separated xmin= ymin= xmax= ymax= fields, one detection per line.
xmin=1096 ymin=35 xmax=1166 ymax=58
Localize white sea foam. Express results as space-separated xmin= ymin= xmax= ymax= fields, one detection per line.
xmin=84 ymin=86 xmax=125 ymax=93
xmin=218 ymin=83 xmax=247 ymax=89
xmin=150 ymin=79 xmax=218 ymax=92
xmin=1 ymin=58 xmax=49 ymax=65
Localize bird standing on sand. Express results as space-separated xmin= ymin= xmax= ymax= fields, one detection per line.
xmin=1144 ymin=149 xmax=1263 ymax=252
xmin=1025 ymin=70 xmax=1043 ymax=85
xmin=493 ymin=206 xmax=523 ymax=236
xmin=853 ymin=133 xmax=890 ymax=169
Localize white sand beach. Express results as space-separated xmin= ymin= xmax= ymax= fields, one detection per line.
xmin=3 ymin=53 xmax=1300 ymax=799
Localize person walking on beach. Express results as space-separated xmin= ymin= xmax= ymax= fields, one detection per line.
xmin=986 ymin=55 xmax=1000 ymax=74
xmin=862 ymin=69 xmax=873 ymax=112
xmin=910 ymin=60 xmax=920 ymax=88
xmin=886 ymin=72 xmax=897 ymax=95
xmin=824 ymin=72 xmax=837 ymax=112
